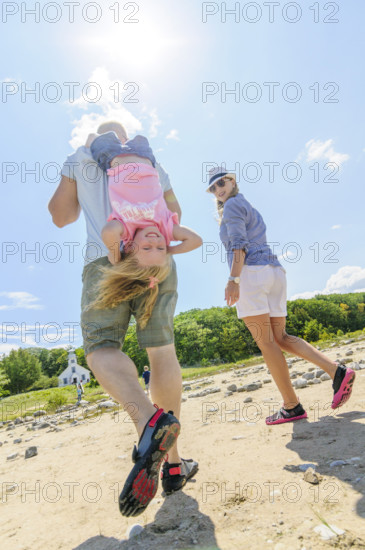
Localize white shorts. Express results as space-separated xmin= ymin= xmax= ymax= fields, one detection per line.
xmin=236 ymin=265 xmax=287 ymax=318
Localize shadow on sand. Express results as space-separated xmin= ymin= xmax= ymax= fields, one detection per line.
xmin=285 ymin=410 xmax=365 ymax=519
xmin=73 ymin=491 xmax=221 ymax=550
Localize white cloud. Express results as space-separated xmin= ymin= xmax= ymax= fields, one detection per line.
xmin=289 ymin=266 xmax=365 ymax=300
xmin=290 ymin=290 xmax=322 ymax=300
xmin=0 ymin=343 xmax=19 ymax=356
xmin=324 ymin=266 xmax=365 ymax=294
xmin=331 ymin=225 xmax=341 ymax=230
xmin=67 ymin=67 xmax=143 ymax=149
xmin=149 ymin=109 xmax=161 ymax=138
xmin=166 ymin=129 xmax=180 ymax=141
xmin=296 ymin=139 xmax=349 ymax=167
xmin=0 ymin=292 xmax=43 ymax=311
xmin=279 ymin=250 xmax=295 ymax=261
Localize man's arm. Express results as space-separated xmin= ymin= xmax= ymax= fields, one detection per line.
xmin=164 ymin=188 xmax=182 ymax=223
xmin=48 ymin=175 xmax=81 ymax=228
xmin=156 ymin=161 xmax=182 ymax=222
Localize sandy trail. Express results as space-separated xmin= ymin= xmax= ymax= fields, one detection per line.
xmin=1 ymin=340 xmax=365 ymax=550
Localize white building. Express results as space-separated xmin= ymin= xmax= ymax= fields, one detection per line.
xmin=58 ymin=349 xmax=91 ymax=387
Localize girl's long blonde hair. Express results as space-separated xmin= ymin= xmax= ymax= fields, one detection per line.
xmin=215 ymin=177 xmax=239 ymax=222
xmin=88 ymin=253 xmax=172 ymax=329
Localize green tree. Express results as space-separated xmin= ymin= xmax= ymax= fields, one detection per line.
xmin=303 ymin=319 xmax=320 ymax=342
xmin=0 ymin=368 xmax=11 ymax=398
xmin=1 ymin=349 xmax=42 ymax=394
xmin=75 ymin=347 xmax=88 ymax=369
xmin=46 ymin=349 xmax=68 ymax=377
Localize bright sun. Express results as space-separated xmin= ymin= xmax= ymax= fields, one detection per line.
xmin=83 ymin=19 xmax=181 ymax=74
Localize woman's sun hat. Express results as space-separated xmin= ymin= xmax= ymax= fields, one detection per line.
xmin=206 ymin=165 xmax=236 ymax=192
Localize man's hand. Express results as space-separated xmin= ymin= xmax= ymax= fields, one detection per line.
xmin=107 ymin=248 xmax=121 ymax=265
xmin=225 ymin=281 xmax=240 ymax=307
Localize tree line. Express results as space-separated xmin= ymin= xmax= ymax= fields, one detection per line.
xmin=1 ymin=291 xmax=364 ymax=396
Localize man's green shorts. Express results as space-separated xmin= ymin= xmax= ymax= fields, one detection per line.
xmin=81 ymin=257 xmax=178 ymax=356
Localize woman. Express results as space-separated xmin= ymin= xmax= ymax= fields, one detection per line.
xmin=206 ymin=166 xmax=356 ymax=425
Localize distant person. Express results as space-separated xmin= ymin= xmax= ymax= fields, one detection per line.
xmin=206 ymin=166 xmax=356 ymax=425
xmin=76 ymin=383 xmax=82 ymax=405
xmin=142 ymin=366 xmax=151 ymax=395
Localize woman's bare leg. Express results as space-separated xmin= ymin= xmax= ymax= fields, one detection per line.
xmin=269 ymin=317 xmax=338 ymax=379
xmin=243 ymin=313 xmax=298 ymax=409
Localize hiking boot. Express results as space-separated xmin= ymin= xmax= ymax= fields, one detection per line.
xmin=119 ymin=407 xmax=180 ymax=517
xmin=161 ymin=458 xmax=199 ymax=495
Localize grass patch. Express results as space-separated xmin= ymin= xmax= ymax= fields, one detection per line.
xmin=1 ymin=328 xmax=363 ymax=422
xmin=0 ymin=385 xmax=109 ymax=422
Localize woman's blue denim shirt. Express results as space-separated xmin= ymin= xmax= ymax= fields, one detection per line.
xmin=90 ymin=132 xmax=156 ymax=171
xmin=219 ymin=193 xmax=282 ymax=268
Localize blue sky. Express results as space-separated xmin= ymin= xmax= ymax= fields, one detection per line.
xmin=1 ymin=0 xmax=364 ymax=354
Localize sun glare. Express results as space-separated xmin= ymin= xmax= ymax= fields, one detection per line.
xmin=83 ymin=21 xmax=180 ymax=73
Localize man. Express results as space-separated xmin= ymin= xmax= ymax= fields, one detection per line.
xmin=48 ymin=121 xmax=198 ymax=516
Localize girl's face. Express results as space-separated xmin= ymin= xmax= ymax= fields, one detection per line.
xmin=129 ymin=226 xmax=167 ymax=266
xmin=210 ymin=177 xmax=236 ymax=203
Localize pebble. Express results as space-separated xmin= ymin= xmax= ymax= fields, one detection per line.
xmin=227 ymin=384 xmax=237 ymax=392
xmin=303 ymin=467 xmax=321 ymax=485
xmin=13 ymin=438 xmax=22 ymax=444
xmin=40 ymin=422 xmax=52 ymax=429
xmin=243 ymin=397 xmax=253 ymax=403
xmin=243 ymin=382 xmax=262 ymax=392
xmin=320 ymin=373 xmax=331 ymax=381
xmin=25 ymin=446 xmax=38 ymax=459
xmin=315 ymin=369 xmax=324 ymax=378
xmin=127 ymin=524 xmax=143 ymax=539
xmin=302 ymin=372 xmax=315 ymax=380
xmin=97 ymin=401 xmax=118 ymax=409
xmin=330 ymin=460 xmax=347 ymax=468
xmin=232 ymin=436 xmax=245 ymax=440
xmin=7 ymin=452 xmax=19 ymax=460
xmin=349 ymin=362 xmax=360 ymax=371
xmin=299 ymin=463 xmax=317 ymax=472
xmin=345 ymin=350 xmax=353 ymax=356
xmin=313 ymin=524 xmax=345 ymax=540
xmin=292 ymin=378 xmax=308 ymax=389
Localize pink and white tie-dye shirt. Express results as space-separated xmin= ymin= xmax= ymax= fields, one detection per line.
xmin=107 ymin=162 xmax=178 ymax=245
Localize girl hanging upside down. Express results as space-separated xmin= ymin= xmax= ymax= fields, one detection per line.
xmin=86 ymin=131 xmax=202 ymax=327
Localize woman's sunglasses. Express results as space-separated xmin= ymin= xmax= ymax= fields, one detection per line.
xmin=208 ymin=179 xmax=227 ymax=194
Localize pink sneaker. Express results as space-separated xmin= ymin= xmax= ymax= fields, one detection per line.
xmin=331 ymin=364 xmax=356 ymax=409
xmin=266 ymin=403 xmax=307 ymax=425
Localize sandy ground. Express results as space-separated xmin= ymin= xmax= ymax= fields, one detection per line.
xmin=1 ymin=339 xmax=365 ymax=550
